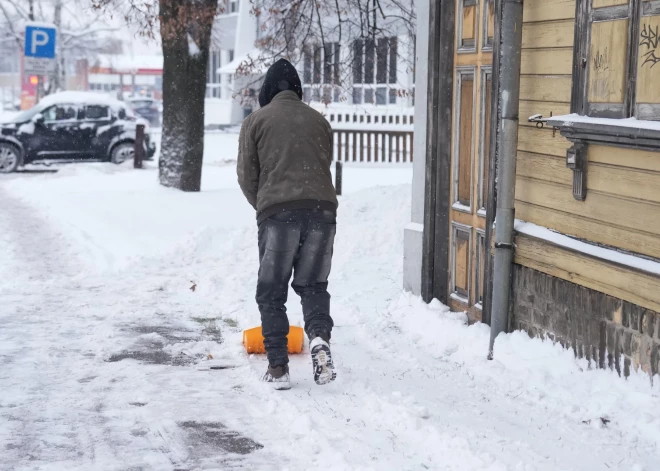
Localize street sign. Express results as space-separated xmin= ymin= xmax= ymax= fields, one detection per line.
xmin=23 ymin=23 xmax=57 ymax=75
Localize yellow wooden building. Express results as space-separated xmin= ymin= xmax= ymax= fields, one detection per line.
xmin=404 ymin=0 xmax=660 ymax=376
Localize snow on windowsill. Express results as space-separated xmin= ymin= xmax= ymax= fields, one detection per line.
xmin=514 ymin=220 xmax=660 ymax=276
xmin=547 ymin=113 xmax=660 ymax=133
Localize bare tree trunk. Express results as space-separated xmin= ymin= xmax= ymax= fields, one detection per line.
xmin=158 ymin=0 xmax=217 ymax=192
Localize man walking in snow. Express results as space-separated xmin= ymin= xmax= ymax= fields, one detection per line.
xmin=237 ymin=58 xmax=338 ymax=390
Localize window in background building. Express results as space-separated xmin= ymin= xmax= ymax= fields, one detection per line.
xmin=206 ymin=50 xmax=223 ymax=98
xmin=302 ymin=42 xmax=341 ymax=104
xmin=352 ymin=37 xmax=399 ymax=105
xmin=230 ymin=0 xmax=238 ymax=13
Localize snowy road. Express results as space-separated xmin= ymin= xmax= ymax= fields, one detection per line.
xmin=1 ymin=164 xmax=659 ymax=471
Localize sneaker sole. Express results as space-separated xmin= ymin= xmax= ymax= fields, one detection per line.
xmin=313 ymin=348 xmax=336 ymax=386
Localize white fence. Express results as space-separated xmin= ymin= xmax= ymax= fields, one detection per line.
xmin=315 ymin=106 xmax=415 ymax=163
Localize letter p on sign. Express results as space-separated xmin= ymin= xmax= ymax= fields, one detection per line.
xmin=24 ymin=25 xmax=57 ymax=59
xmin=31 ymin=31 xmax=49 ymax=54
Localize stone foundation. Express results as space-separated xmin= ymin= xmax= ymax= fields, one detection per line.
xmin=510 ymin=264 xmax=660 ymax=377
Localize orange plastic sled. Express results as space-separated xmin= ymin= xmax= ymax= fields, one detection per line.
xmin=242 ymin=326 xmax=305 ymax=354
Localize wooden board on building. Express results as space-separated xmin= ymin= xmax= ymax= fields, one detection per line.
xmin=523 ymin=0 xmax=577 ymax=23
xmin=515 ymin=201 xmax=660 ymax=260
xmin=522 ymin=20 xmax=575 ymax=49
xmin=520 ymin=76 xmax=573 ymax=102
xmin=516 ymin=176 xmax=660 ymax=237
xmin=521 ymin=48 xmax=574 ymax=75
xmin=517 ymin=126 xmax=571 ymax=157
xmin=514 ymin=233 xmax=660 ymax=313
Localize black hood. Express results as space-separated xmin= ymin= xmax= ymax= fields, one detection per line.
xmin=258 ymin=58 xmax=303 ymax=108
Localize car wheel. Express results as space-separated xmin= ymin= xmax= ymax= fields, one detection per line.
xmin=0 ymin=142 xmax=20 ymax=173
xmin=110 ymin=142 xmax=134 ymax=165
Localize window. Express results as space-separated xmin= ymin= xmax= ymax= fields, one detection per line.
xmin=302 ymin=43 xmax=341 ymax=104
xmin=84 ymin=105 xmax=110 ymax=120
xmin=42 ymin=104 xmax=78 ymax=121
xmin=352 ymin=37 xmax=398 ymax=105
xmin=574 ymin=0 xmax=660 ymax=120
xmin=206 ymin=50 xmax=222 ymax=98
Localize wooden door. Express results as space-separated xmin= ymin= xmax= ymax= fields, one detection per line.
xmin=447 ymin=0 xmax=494 ymax=322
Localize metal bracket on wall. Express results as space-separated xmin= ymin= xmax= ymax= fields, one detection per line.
xmin=566 ymin=141 xmax=588 ymax=201
xmin=527 ymin=112 xmax=561 ymax=137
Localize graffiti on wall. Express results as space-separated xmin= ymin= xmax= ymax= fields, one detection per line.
xmin=640 ymin=24 xmax=660 ymax=68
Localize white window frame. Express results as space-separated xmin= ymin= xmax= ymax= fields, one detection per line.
xmin=351 ymin=37 xmax=399 ymax=106
xmin=302 ymin=42 xmax=342 ymax=104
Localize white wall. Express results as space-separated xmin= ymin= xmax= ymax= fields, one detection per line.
xmin=204 ymin=99 xmax=234 ymax=126
xmin=403 ymin=0 xmax=429 ymax=296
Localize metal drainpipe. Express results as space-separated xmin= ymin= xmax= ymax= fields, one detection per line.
xmin=488 ymin=0 xmax=524 ymax=358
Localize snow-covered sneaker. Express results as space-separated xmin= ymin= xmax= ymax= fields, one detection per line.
xmin=310 ymin=337 xmax=336 ymax=385
xmin=262 ymin=365 xmax=291 ymax=390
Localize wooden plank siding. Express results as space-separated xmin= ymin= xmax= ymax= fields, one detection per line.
xmin=517 ymin=126 xmax=571 ymax=157
xmin=520 ymin=76 xmax=572 ymax=102
xmin=515 ymin=234 xmax=660 ymax=313
xmin=522 ymin=20 xmax=575 ymax=49
xmin=523 ymin=0 xmax=576 ymax=23
xmin=516 ymin=201 xmax=660 ymax=261
xmin=521 ymin=49 xmax=574 ymax=75
xmin=588 ymin=145 xmax=660 ymax=172
xmin=516 ymin=177 xmax=660 ymax=239
xmin=513 ymin=0 xmax=660 ymax=304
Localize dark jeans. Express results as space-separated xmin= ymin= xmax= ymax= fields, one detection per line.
xmin=257 ymin=209 xmax=336 ymax=366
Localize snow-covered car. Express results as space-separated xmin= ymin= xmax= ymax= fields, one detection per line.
xmin=126 ymin=97 xmax=161 ymax=127
xmin=0 ymin=91 xmax=157 ymax=173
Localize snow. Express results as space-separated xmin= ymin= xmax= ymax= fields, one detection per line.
xmin=548 ymin=113 xmax=660 ymax=132
xmin=17 ymin=121 xmax=36 ymax=135
xmin=1 ymin=134 xmax=659 ymax=470
xmin=25 ymin=20 xmax=58 ymax=30
xmin=218 ymin=49 xmax=266 ymax=74
xmin=405 ymin=222 xmax=424 ymax=233
xmin=38 ymin=91 xmax=127 ymax=110
xmin=515 ymin=220 xmax=660 ymax=276
xmin=187 ymin=34 xmax=201 ymax=57
xmin=0 ymin=110 xmax=18 ymax=123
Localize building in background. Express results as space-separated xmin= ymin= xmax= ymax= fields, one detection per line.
xmin=88 ymin=55 xmax=163 ymax=100
xmin=208 ymin=0 xmax=417 ymax=127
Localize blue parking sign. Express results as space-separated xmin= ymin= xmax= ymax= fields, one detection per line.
xmin=25 ymin=25 xmax=57 ymax=59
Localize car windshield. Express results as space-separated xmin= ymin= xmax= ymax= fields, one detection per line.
xmin=9 ymin=105 xmax=44 ymax=123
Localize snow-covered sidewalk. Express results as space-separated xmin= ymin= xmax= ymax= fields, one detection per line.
xmin=0 ymin=161 xmax=658 ymax=471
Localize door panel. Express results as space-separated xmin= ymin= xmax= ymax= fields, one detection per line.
xmin=451 ymin=222 xmax=472 ymax=303
xmin=458 ymin=0 xmax=479 ymax=52
xmin=39 ymin=104 xmax=83 ymax=158
xmin=476 ymin=229 xmax=486 ymax=307
xmin=479 ymin=68 xmax=492 ymax=212
xmin=447 ymin=0 xmax=494 ymax=322
xmin=456 ymin=70 xmax=475 ymax=209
